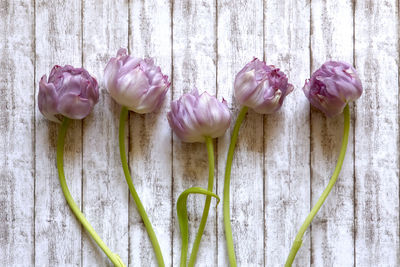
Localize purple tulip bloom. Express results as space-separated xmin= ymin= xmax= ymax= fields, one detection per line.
xmin=104 ymin=48 xmax=170 ymax=114
xmin=234 ymin=58 xmax=294 ymax=114
xmin=38 ymin=65 xmax=99 ymax=122
xmin=167 ymin=89 xmax=231 ymax=143
xmin=303 ymin=61 xmax=363 ymax=117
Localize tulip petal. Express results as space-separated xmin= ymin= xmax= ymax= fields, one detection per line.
xmin=38 ymin=75 xmax=61 ymax=123
xmin=57 ymin=93 xmax=92 ymax=120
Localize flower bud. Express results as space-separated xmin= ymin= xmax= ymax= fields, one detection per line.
xmin=104 ymin=48 xmax=170 ymax=113
xmin=167 ymin=89 xmax=231 ymax=143
xmin=234 ymin=58 xmax=294 ymax=114
xmin=303 ymin=61 xmax=363 ymax=117
xmin=38 ymin=65 xmax=99 ymax=122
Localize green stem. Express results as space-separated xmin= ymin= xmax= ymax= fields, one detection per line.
xmin=119 ymin=106 xmax=165 ymax=267
xmin=57 ymin=118 xmax=125 ymax=267
xmin=187 ymin=136 xmax=215 ymax=267
xmin=223 ymin=106 xmax=248 ymax=267
xmin=284 ymin=104 xmax=351 ymax=267
xmin=177 ymin=187 xmax=220 ymax=267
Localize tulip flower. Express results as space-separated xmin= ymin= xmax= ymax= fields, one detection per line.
xmin=303 ymin=61 xmax=362 ymax=117
xmin=285 ymin=61 xmax=363 ymax=266
xmin=168 ymin=89 xmax=230 ymax=267
xmin=167 ymin=89 xmax=231 ymax=142
xmin=234 ymin=58 xmax=294 ymax=114
xmin=39 ymin=65 xmax=124 ymax=267
xmin=104 ymin=49 xmax=170 ymax=267
xmin=223 ymin=58 xmax=294 ymax=267
xmin=38 ymin=65 xmax=99 ymax=122
xmin=104 ymin=48 xmax=170 ymax=113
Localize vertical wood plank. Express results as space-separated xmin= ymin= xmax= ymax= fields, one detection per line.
xmin=82 ymin=0 xmax=129 ymax=266
xmin=172 ymin=0 xmax=217 ymax=265
xmin=128 ymin=0 xmax=172 ymax=266
xmin=355 ymin=0 xmax=399 ymax=265
xmin=264 ymin=0 xmax=311 ymax=266
xmin=310 ymin=0 xmax=355 ymax=266
xmin=216 ymin=0 xmax=264 ymax=266
xmin=35 ymin=0 xmax=83 ymax=265
xmin=0 ymin=1 xmax=35 ymax=265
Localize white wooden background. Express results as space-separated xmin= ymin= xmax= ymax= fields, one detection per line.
xmin=1 ymin=0 xmax=399 ymax=266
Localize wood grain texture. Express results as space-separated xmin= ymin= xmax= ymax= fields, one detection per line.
xmin=34 ymin=0 xmax=83 ymax=265
xmin=310 ymin=0 xmax=355 ymax=266
xmin=172 ymin=0 xmax=218 ymax=266
xmin=129 ymin=0 xmax=172 ymax=265
xmin=264 ymin=0 xmax=311 ymax=266
xmin=82 ymin=0 xmax=129 ymax=266
xmin=216 ymin=0 xmax=264 ymax=266
xmin=355 ymin=0 xmax=400 ymax=266
xmin=0 ymin=1 xmax=35 ymax=265
xmin=1 ymin=1 xmax=400 ymax=266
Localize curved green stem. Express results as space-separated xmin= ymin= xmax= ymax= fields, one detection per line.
xmin=187 ymin=136 xmax=215 ymax=267
xmin=284 ymin=104 xmax=351 ymax=267
xmin=177 ymin=187 xmax=220 ymax=267
xmin=119 ymin=106 xmax=165 ymax=267
xmin=57 ymin=118 xmax=125 ymax=267
xmin=223 ymin=106 xmax=248 ymax=267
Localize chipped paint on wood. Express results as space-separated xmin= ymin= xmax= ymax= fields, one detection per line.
xmin=264 ymin=0 xmax=311 ymax=266
xmin=0 ymin=0 xmax=35 ymax=265
xmin=216 ymin=0 xmax=264 ymax=266
xmin=172 ymin=0 xmax=218 ymax=266
xmin=129 ymin=0 xmax=173 ymax=265
xmin=34 ymin=0 xmax=84 ymax=266
xmin=310 ymin=0 xmax=355 ymax=266
xmin=355 ymin=0 xmax=400 ymax=265
xmin=0 ymin=0 xmax=399 ymax=266
xmin=82 ymin=0 xmax=129 ymax=266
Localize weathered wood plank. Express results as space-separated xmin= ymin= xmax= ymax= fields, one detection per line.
xmin=264 ymin=0 xmax=311 ymax=266
xmin=310 ymin=0 xmax=355 ymax=266
xmin=35 ymin=0 xmax=83 ymax=265
xmin=216 ymin=0 xmax=264 ymax=266
xmin=172 ymin=0 xmax=217 ymax=266
xmin=2 ymin=1 xmax=400 ymax=266
xmin=355 ymin=0 xmax=400 ymax=266
xmin=82 ymin=0 xmax=129 ymax=266
xmin=0 ymin=1 xmax=35 ymax=265
xmin=128 ymin=0 xmax=172 ymax=266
